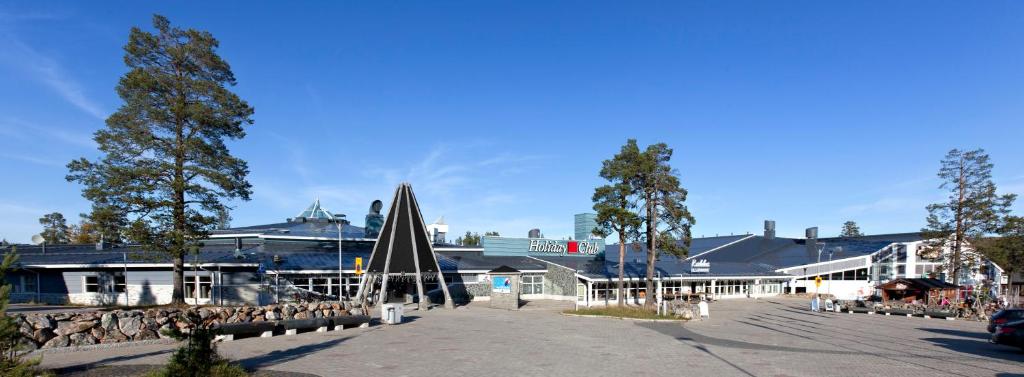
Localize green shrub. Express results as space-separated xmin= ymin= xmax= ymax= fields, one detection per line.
xmin=147 ymin=310 xmax=248 ymax=377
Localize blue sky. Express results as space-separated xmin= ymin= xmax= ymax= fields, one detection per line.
xmin=2 ymin=1 xmax=1024 ymax=244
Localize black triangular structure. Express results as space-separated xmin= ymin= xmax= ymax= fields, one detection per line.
xmin=360 ymin=183 xmax=453 ymax=309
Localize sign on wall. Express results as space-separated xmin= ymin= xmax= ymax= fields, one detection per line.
xmin=690 ymin=259 xmax=711 ymax=273
xmin=528 ymin=240 xmax=600 ymax=255
xmin=492 ymin=276 xmax=511 ymax=293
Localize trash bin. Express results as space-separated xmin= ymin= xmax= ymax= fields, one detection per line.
xmin=382 ymin=303 xmax=404 ymax=325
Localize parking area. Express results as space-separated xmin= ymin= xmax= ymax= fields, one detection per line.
xmin=38 ymin=297 xmax=1024 ymax=376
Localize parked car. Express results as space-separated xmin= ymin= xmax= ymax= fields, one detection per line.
xmin=990 ymin=319 xmax=1024 ymax=349
xmin=988 ymin=309 xmax=1024 ymax=333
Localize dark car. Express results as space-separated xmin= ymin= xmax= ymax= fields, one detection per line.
xmin=988 ymin=309 xmax=1024 ymax=333
xmin=991 ymin=319 xmax=1024 ymax=349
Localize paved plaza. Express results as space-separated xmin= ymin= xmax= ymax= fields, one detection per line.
xmin=38 ymin=297 xmax=1024 ymax=376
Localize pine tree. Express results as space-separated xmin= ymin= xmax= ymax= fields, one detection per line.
xmin=840 ymin=221 xmax=863 ymax=237
xmin=67 ymin=15 xmax=254 ymax=304
xmin=622 ymin=140 xmax=695 ymax=309
xmin=922 ymin=149 xmax=1016 ymax=285
xmin=976 ymin=216 xmax=1024 ymax=300
xmin=38 ymin=212 xmax=69 ymax=244
xmin=593 ymin=176 xmax=641 ymax=306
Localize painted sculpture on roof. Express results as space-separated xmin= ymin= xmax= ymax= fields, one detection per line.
xmin=364 ymin=199 xmax=384 ymax=238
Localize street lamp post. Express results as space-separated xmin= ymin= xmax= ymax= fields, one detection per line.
xmin=273 ymin=254 xmax=283 ymax=304
xmin=334 ymin=214 xmax=348 ymax=301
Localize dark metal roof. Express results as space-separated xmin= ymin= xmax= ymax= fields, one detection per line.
xmin=436 ymin=252 xmax=547 ymax=272
xmin=694 ymin=233 xmax=924 ymax=270
xmin=534 ymin=256 xmax=786 ymax=280
xmin=604 ymin=235 xmax=750 ymax=263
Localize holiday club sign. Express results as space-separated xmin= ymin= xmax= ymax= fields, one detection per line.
xmin=528 ymin=239 xmax=601 ymax=256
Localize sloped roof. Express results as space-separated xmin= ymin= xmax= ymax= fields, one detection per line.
xmin=692 ymin=233 xmax=925 ymax=270
xmin=533 ymin=255 xmax=785 ymax=280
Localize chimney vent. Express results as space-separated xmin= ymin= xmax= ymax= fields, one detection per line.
xmin=764 ymin=220 xmax=776 ymax=240
xmin=805 ymin=227 xmax=818 ymax=240
xmin=805 ymin=227 xmax=819 ymax=254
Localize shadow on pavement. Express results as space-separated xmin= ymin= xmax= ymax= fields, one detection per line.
xmin=51 ymin=349 xmax=174 ymax=375
xmin=919 ymin=327 xmax=991 ymax=341
xmin=923 ymin=336 xmax=1024 ymax=363
xmin=239 ymin=337 xmax=353 ymax=370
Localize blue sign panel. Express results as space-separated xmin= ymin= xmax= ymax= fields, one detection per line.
xmin=492 ymin=276 xmax=511 ymax=293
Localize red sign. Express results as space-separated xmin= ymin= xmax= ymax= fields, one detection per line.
xmin=567 ymin=241 xmax=579 ymax=254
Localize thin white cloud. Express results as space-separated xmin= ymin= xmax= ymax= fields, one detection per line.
xmin=1 ymin=153 xmax=65 ymax=168
xmin=0 ymin=36 xmax=106 ymax=120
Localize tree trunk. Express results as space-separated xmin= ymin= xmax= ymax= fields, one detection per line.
xmin=172 ymin=254 xmax=185 ymax=305
xmin=617 ymin=234 xmax=625 ymax=307
xmin=644 ymin=193 xmax=656 ymax=310
xmin=952 ymin=161 xmax=966 ymax=287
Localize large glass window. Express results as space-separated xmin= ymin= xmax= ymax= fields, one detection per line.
xmin=521 ymin=275 xmax=544 ymax=295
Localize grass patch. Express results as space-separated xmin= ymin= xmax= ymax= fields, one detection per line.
xmin=563 ymin=306 xmax=681 ymax=320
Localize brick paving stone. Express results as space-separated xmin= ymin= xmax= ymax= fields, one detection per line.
xmin=37 ymin=298 xmax=1024 ymax=377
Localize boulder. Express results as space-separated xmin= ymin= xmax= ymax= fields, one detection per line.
xmin=157 ymin=324 xmax=174 ymax=339
xmin=100 ymin=312 xmax=118 ymax=332
xmin=294 ymin=311 xmax=308 ymax=320
xmin=69 ymin=332 xmax=98 ymax=346
xmin=90 ymin=327 xmax=105 ymax=340
xmin=52 ymin=312 xmax=73 ymax=321
xmin=27 ymin=315 xmax=56 ymax=330
xmin=134 ymin=329 xmax=159 ymax=341
xmin=32 ymin=328 xmax=55 ymax=346
xmin=101 ymin=329 xmax=128 ymax=343
xmin=283 ymin=305 xmax=297 ymax=319
xmin=331 ymin=303 xmax=342 ymax=311
xmin=118 ymin=316 xmax=142 ymax=337
xmin=56 ymin=320 xmax=96 ymax=336
xmin=349 ymin=308 xmax=364 ymax=316
xmin=253 ymin=315 xmax=265 ymax=322
xmin=198 ymin=308 xmax=214 ymax=320
xmin=42 ymin=335 xmax=69 ymax=349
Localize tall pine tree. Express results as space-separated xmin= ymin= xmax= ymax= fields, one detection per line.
xmin=625 ymin=140 xmax=695 ymax=309
xmin=67 ymin=15 xmax=254 ymax=304
xmin=593 ymin=142 xmax=641 ymax=306
xmin=922 ymin=149 xmax=1015 ymax=285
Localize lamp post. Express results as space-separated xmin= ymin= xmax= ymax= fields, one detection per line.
xmin=334 ymin=214 xmax=348 ymax=301
xmin=273 ymin=254 xmax=283 ymax=304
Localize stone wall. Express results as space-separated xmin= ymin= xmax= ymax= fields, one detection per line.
xmin=544 ymin=263 xmax=578 ymax=298
xmin=12 ymin=301 xmax=360 ymax=350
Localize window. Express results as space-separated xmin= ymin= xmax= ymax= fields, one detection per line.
xmin=113 ymin=275 xmax=126 ymax=293
xmin=312 ymin=278 xmax=330 ymax=295
xmin=85 ymin=276 xmax=100 ymax=293
xmin=856 ymin=268 xmax=868 ymax=280
xmin=521 ymin=275 xmax=544 ymax=295
xmin=185 ymin=275 xmax=212 ymax=299
xmin=22 ymin=275 xmax=36 ymax=293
